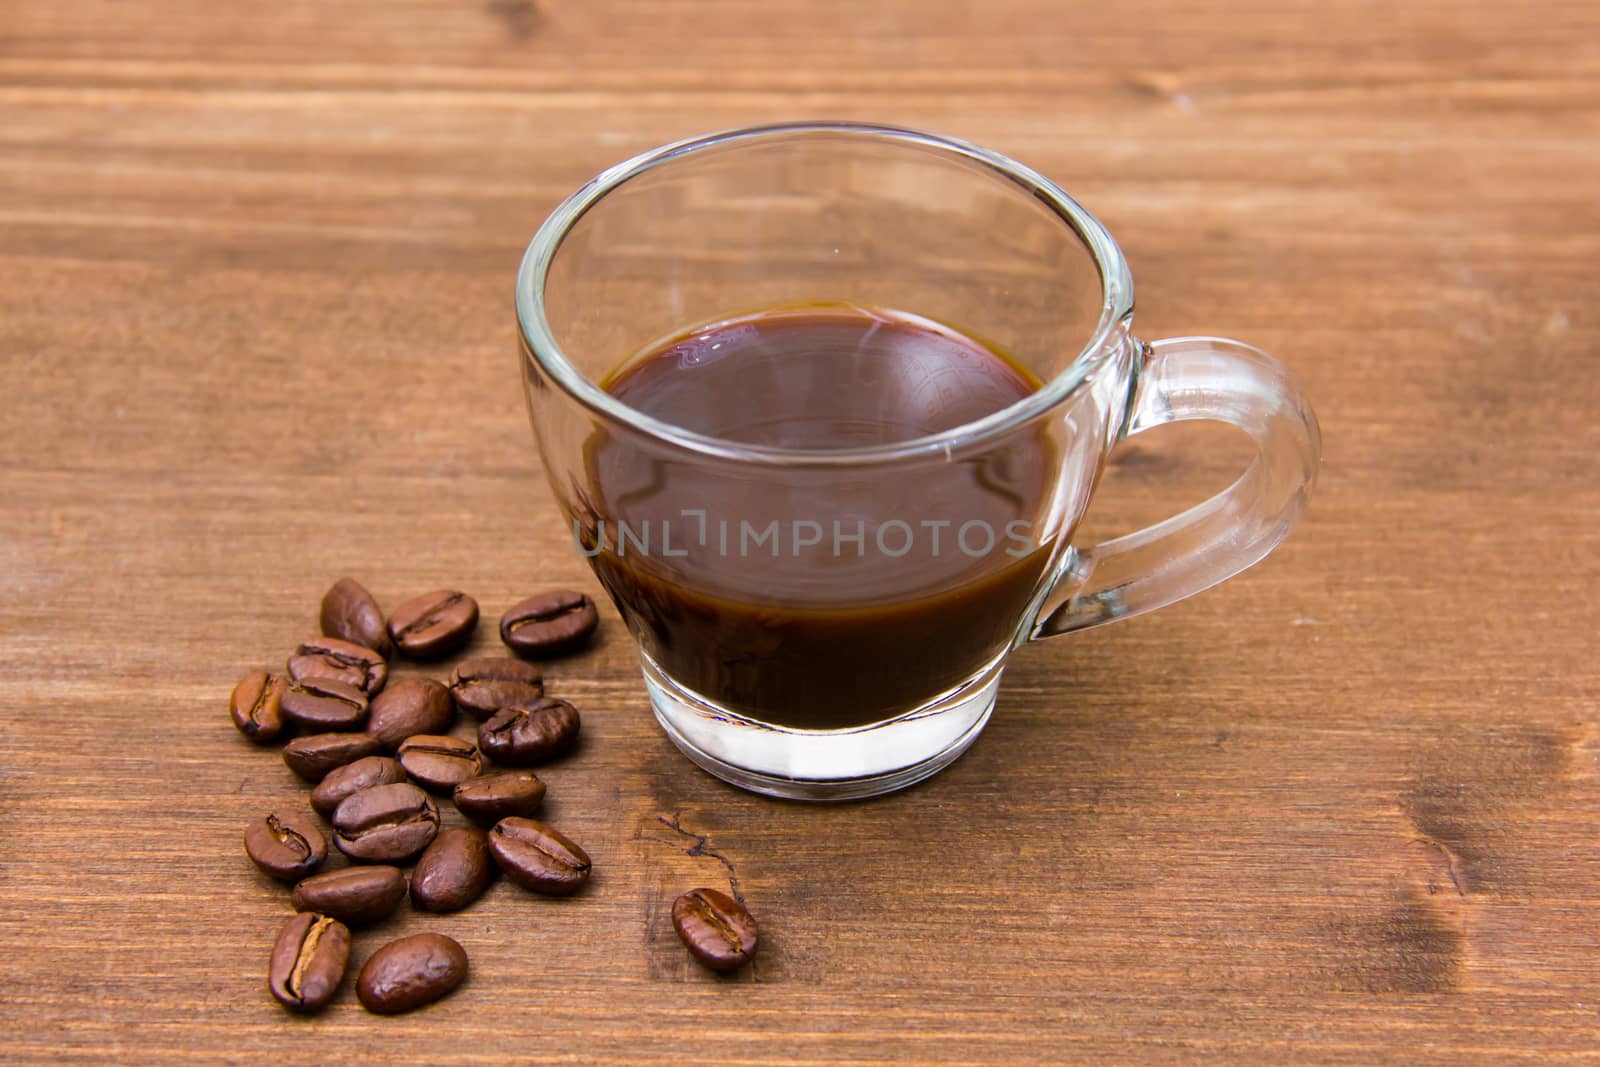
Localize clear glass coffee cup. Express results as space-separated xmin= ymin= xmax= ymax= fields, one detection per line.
xmin=516 ymin=123 xmax=1320 ymax=800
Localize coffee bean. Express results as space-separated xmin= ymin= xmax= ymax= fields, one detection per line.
xmin=230 ymin=670 xmax=288 ymax=743
xmin=319 ymin=576 xmax=391 ymax=659
xmin=283 ymin=732 xmax=381 ymax=782
xmin=672 ymin=888 xmax=758 ymax=972
xmin=452 ymin=770 xmax=546 ymax=826
xmin=410 ymin=827 xmax=494 ymax=913
xmin=290 ymin=866 xmax=408 ymax=925
xmin=447 ymin=657 xmax=544 ymax=721
xmin=268 ymin=912 xmax=350 ymax=1013
xmin=387 ymin=589 xmax=478 ymax=659
xmin=281 ymin=677 xmax=369 ymax=731
xmin=478 ymin=698 xmax=580 ymax=765
xmin=487 ymin=817 xmax=590 ymax=896
xmin=310 ymin=755 xmax=406 ymax=817
xmin=244 ymin=810 xmax=327 ymax=882
xmin=397 ymin=735 xmax=484 ymax=794
xmin=356 ymin=933 xmax=468 ymax=1015
xmin=366 ymin=676 xmax=454 ymax=749
xmin=286 ymin=636 xmax=387 ymax=696
xmin=332 ymin=782 xmax=440 ymax=863
xmin=499 ymin=590 xmax=598 ymax=658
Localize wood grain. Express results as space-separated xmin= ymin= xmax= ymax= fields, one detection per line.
xmin=2 ymin=1 xmax=1598 ymax=1062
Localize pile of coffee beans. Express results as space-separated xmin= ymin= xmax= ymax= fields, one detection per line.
xmin=235 ymin=576 xmax=758 ymax=1016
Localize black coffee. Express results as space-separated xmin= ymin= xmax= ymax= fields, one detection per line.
xmin=585 ymin=303 xmax=1057 ymax=730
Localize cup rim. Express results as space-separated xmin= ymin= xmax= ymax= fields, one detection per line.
xmin=515 ymin=121 xmax=1135 ymax=468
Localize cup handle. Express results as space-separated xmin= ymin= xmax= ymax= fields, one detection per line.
xmin=1033 ymin=335 xmax=1322 ymax=639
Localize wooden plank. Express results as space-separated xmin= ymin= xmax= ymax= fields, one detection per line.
xmin=1 ymin=0 xmax=1597 ymax=1061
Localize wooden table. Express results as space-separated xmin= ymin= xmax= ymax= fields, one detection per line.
xmin=4 ymin=1 xmax=1597 ymax=1062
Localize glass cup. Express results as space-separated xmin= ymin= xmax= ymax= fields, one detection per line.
xmin=515 ymin=123 xmax=1320 ymax=800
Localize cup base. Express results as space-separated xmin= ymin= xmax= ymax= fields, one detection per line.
xmin=640 ymin=650 xmax=1002 ymax=801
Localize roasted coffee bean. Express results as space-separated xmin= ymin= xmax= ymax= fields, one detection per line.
xmin=320 ymin=576 xmax=391 ymax=658
xmin=487 ymin=817 xmax=590 ymax=896
xmin=310 ymin=756 xmax=406 ymax=817
xmin=452 ymin=770 xmax=546 ymax=826
xmin=447 ymin=657 xmax=544 ymax=721
xmin=672 ymin=888 xmax=759 ymax=972
xmin=478 ymin=698 xmax=580 ymax=765
xmin=244 ymin=810 xmax=327 ymax=882
xmin=283 ymin=732 xmax=382 ymax=782
xmin=230 ymin=670 xmax=288 ymax=743
xmin=268 ymin=912 xmax=350 ymax=1013
xmin=332 ymin=782 xmax=440 ymax=863
xmin=281 ymin=677 xmax=369 ymax=731
xmin=286 ymin=636 xmax=387 ymax=696
xmin=387 ymin=589 xmax=478 ymax=659
xmin=290 ymin=866 xmax=408 ymax=925
xmin=499 ymin=590 xmax=599 ymax=658
xmin=366 ymin=676 xmax=454 ymax=750
xmin=410 ymin=827 xmax=494 ymax=913
xmin=356 ymin=933 xmax=468 ymax=1015
xmin=397 ymin=735 xmax=483 ymax=794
